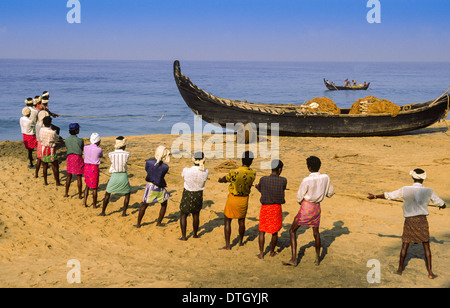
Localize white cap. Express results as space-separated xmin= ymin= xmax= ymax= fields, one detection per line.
xmin=90 ymin=132 xmax=101 ymax=144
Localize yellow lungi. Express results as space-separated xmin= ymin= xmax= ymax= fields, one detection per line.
xmin=224 ymin=193 xmax=249 ymax=219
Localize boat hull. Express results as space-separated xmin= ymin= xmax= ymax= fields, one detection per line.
xmin=174 ymin=61 xmax=449 ymax=137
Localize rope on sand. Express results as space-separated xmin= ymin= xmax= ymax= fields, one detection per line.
xmin=335 ymin=192 xmax=368 ymax=200
xmin=128 ymin=162 xmax=182 ymax=176
xmin=335 ymin=192 xmax=443 ymax=208
xmin=332 ymin=153 xmax=450 ymax=168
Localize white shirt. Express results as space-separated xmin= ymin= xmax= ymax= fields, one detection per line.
xmin=384 ymin=183 xmax=444 ymax=218
xmin=297 ymin=172 xmax=334 ymax=203
xmin=20 ymin=116 xmax=35 ymax=135
xmin=28 ymin=107 xmax=39 ymax=123
xmin=35 ymin=122 xmax=42 ymax=142
xmin=108 ymin=150 xmax=130 ymax=173
xmin=182 ymin=166 xmax=209 ymax=192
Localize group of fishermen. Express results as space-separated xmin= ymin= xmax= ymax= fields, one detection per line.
xmin=18 ymin=92 xmax=446 ymax=279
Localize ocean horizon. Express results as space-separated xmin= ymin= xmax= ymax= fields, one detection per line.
xmin=2 ymin=58 xmax=449 ymax=142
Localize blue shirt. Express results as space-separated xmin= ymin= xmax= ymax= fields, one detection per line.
xmin=145 ymin=158 xmax=169 ymax=188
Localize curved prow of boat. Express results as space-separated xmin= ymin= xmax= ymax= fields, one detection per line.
xmin=174 ymin=60 xmax=449 ymax=136
xmin=324 ymin=78 xmax=370 ymax=90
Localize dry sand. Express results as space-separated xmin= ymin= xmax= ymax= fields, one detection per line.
xmin=0 ymin=121 xmax=449 ymax=288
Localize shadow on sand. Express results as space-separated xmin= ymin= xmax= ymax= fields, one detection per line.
xmin=278 ymin=220 xmax=350 ymax=265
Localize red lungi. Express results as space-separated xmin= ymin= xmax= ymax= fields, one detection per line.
xmin=23 ymin=134 xmax=37 ymax=150
xmin=259 ymin=204 xmax=283 ymax=234
xmin=84 ymin=163 xmax=100 ymax=189
xmin=67 ymin=154 xmax=84 ymax=175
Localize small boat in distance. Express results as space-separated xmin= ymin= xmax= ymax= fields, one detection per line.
xmin=324 ymin=78 xmax=370 ymax=91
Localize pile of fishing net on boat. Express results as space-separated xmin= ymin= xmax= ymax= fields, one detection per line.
xmin=297 ymin=97 xmax=341 ymax=115
xmin=349 ymin=96 xmax=401 ymax=117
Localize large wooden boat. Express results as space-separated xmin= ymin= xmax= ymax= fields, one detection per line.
xmin=324 ymin=78 xmax=370 ymax=90
xmin=173 ymin=60 xmax=449 ymax=137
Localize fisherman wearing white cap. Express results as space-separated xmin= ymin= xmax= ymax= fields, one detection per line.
xmin=367 ymin=168 xmax=446 ymax=279
xmin=40 ymin=91 xmax=60 ymax=136
xmin=19 ymin=106 xmax=37 ymax=168
xmin=34 ymin=107 xmax=51 ymax=178
xmin=99 ymin=136 xmax=131 ymax=217
xmin=179 ymin=151 xmax=209 ymax=241
xmin=34 ymin=95 xmax=43 ymax=110
xmin=135 ymin=145 xmax=171 ymax=228
xmin=82 ymin=132 xmax=103 ymax=208
xmin=24 ymin=97 xmax=39 ymax=123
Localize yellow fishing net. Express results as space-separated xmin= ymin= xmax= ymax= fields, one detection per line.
xmin=349 ymin=96 xmax=401 ymax=117
xmin=298 ymin=97 xmax=341 ymax=115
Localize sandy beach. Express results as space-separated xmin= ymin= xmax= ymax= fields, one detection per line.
xmin=0 ymin=120 xmax=449 ymax=288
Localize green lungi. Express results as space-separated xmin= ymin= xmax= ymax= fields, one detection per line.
xmin=106 ymin=172 xmax=130 ymax=194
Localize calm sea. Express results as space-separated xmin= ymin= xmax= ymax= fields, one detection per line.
xmin=1 ymin=59 xmax=449 ymax=141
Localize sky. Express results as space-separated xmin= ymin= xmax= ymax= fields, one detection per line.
xmin=0 ymin=0 xmax=449 ymax=62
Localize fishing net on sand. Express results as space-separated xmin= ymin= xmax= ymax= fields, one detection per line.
xmin=349 ymin=96 xmax=401 ymax=117
xmin=214 ymin=160 xmax=240 ymax=173
xmin=297 ymin=97 xmax=341 ymax=115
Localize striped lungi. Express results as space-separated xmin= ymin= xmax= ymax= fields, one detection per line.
xmin=36 ymin=142 xmax=42 ymax=159
xmin=41 ymin=146 xmax=56 ymax=163
xmin=295 ymin=200 xmax=321 ymax=228
xmin=402 ymin=215 xmax=430 ymax=243
xmin=142 ymin=182 xmax=170 ymax=204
